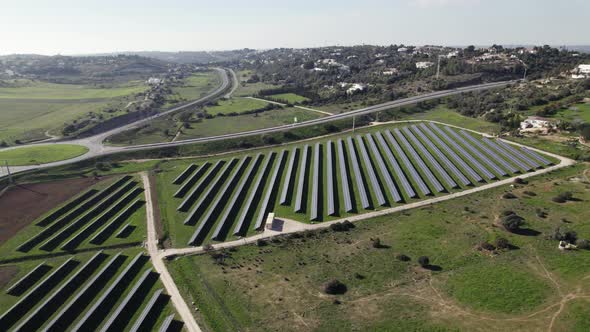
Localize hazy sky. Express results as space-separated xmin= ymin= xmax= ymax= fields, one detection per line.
xmin=1 ymin=0 xmax=588 ymax=55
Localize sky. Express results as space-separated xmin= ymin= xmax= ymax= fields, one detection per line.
xmin=1 ymin=0 xmax=588 ymax=55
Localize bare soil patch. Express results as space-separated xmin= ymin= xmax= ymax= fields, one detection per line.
xmin=0 ymin=265 xmax=18 ymax=289
xmin=0 ymin=177 xmax=102 ymax=244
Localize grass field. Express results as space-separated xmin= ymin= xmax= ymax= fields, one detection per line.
xmin=205 ymin=97 xmax=269 ymax=115
xmin=552 ymin=103 xmax=590 ymax=124
xmin=167 ymin=163 xmax=590 ymax=331
xmin=266 ymin=93 xmax=309 ymax=104
xmin=0 ymin=80 xmax=147 ymax=143
xmin=401 ymin=105 xmax=502 ymax=134
xmin=0 ymin=144 xmax=89 ymax=166
xmin=107 ymin=107 xmax=325 ymax=146
xmin=164 ymin=71 xmax=221 ymax=104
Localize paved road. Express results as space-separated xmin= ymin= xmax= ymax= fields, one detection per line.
xmin=224 ymin=68 xmax=239 ymax=98
xmin=1 ymin=78 xmax=515 ymax=178
xmin=141 ymin=172 xmax=202 ymax=332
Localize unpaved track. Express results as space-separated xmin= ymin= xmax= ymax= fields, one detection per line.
xmin=141 ymin=172 xmax=202 ymax=332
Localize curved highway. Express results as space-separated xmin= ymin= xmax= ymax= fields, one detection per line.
xmin=1 ymin=74 xmax=515 ymax=177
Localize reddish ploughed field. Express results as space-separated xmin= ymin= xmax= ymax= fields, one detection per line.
xmin=0 ymin=177 xmax=103 ymax=244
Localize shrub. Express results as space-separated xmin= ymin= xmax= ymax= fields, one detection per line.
xmin=523 ymin=191 xmax=537 ymax=196
xmin=501 ymin=213 xmax=525 ymax=232
xmin=371 ymin=237 xmax=384 ymax=248
xmin=324 ymin=280 xmax=347 ymax=295
xmin=329 ymin=221 xmax=355 ymax=232
xmin=479 ymin=242 xmax=496 ymax=251
xmin=553 ymin=192 xmax=574 ymax=203
xmin=396 ymin=254 xmax=411 ymax=262
xmin=256 ymin=239 xmax=268 ymax=247
xmin=495 ymin=237 xmax=510 ymax=249
xmin=95 ymin=162 xmax=112 ymax=171
xmin=502 ymin=192 xmax=517 ymax=199
xmin=418 ymin=256 xmax=430 ymax=268
xmin=576 ymin=239 xmax=590 ymax=250
xmin=514 ymin=178 xmax=528 ymax=184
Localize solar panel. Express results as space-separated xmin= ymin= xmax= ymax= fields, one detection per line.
xmin=347 ymin=136 xmax=370 ymax=209
xmin=279 ymin=147 xmax=298 ymax=205
xmin=337 ymin=139 xmax=353 ymax=212
xmin=254 ymin=150 xmax=286 ymax=229
xmin=393 ymin=128 xmax=448 ymax=192
xmin=520 ymin=147 xmax=552 ymax=165
xmin=496 ymin=140 xmax=541 ymax=169
xmin=382 ymin=130 xmax=432 ymax=195
xmin=326 ymin=141 xmax=336 ymax=216
xmin=212 ymin=154 xmax=263 ymax=240
xmin=440 ymin=125 xmax=507 ymax=177
xmin=183 ymin=158 xmax=237 ymax=225
xmin=187 ymin=157 xmax=250 ymax=244
xmin=310 ymin=144 xmax=321 ymax=221
xmin=294 ymin=145 xmax=310 ymax=213
xmin=177 ymin=161 xmax=221 ymax=211
xmin=427 ymin=123 xmax=494 ymax=180
xmin=409 ymin=126 xmax=471 ymax=186
xmin=482 ymin=139 xmax=533 ymax=172
xmin=233 ymin=153 xmax=274 ymax=235
xmin=417 ymin=123 xmax=483 ymax=182
xmin=365 ymin=133 xmax=405 ymax=201
xmin=459 ymin=131 xmax=519 ymax=174
xmin=372 ymin=132 xmax=416 ymax=198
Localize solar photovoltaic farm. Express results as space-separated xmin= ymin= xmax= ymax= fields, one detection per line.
xmin=0 ymin=250 xmax=181 ymax=331
xmin=161 ymin=122 xmax=555 ymax=247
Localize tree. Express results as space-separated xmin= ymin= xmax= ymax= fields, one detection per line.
xmin=580 ymin=124 xmax=590 ymax=142
xmin=418 ymin=256 xmax=430 ymax=268
xmin=0 ymin=141 xmax=7 ymax=147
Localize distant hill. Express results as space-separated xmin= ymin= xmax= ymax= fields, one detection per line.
xmin=88 ymin=49 xmax=257 ymax=64
xmin=0 ymin=54 xmax=170 ymax=83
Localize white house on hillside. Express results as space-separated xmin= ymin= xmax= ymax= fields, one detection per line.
xmin=520 ymin=116 xmax=557 ymax=130
xmin=415 ymin=61 xmax=434 ymax=69
xmin=572 ymin=64 xmax=590 ymax=79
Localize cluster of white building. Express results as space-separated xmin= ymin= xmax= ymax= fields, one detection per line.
xmin=572 ymin=64 xmax=590 ymax=79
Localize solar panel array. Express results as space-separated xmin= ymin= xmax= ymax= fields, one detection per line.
xmin=170 ymin=123 xmax=553 ymax=245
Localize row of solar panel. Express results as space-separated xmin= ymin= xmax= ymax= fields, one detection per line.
xmin=172 ymin=123 xmax=552 ymax=243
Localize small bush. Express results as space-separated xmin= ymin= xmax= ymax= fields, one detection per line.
xmin=501 ymin=213 xmax=525 ymax=232
xmin=502 ymin=192 xmax=517 ymax=199
xmin=256 ymin=239 xmax=268 ymax=247
xmin=324 ymin=280 xmax=347 ymax=295
xmin=479 ymin=242 xmax=496 ymax=251
xmin=523 ymin=191 xmax=537 ymax=196
xmin=396 ymin=254 xmax=411 ymax=262
xmin=576 ymin=239 xmax=590 ymax=250
xmin=418 ymin=256 xmax=430 ymax=268
xmin=553 ymin=192 xmax=574 ymax=203
xmin=330 ymin=221 xmax=355 ymax=232
xmin=371 ymin=237 xmax=385 ymax=248
xmin=495 ymin=237 xmax=510 ymax=249
xmin=514 ymin=178 xmax=528 ymax=185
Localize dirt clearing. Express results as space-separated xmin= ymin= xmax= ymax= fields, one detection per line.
xmin=0 ymin=177 xmax=102 ymax=244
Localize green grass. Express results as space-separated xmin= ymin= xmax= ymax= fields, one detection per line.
xmin=551 ymin=103 xmax=590 ymax=124
xmin=205 ymin=98 xmax=269 ymax=115
xmin=446 ymin=262 xmax=550 ymax=313
xmin=266 ymin=93 xmax=309 ymax=104
xmin=0 ymin=80 xmax=147 ymax=143
xmin=402 ymin=105 xmax=502 ymax=134
xmin=165 ymin=71 xmax=221 ymax=103
xmin=107 ymin=107 xmax=324 ymax=145
xmin=0 ymin=144 xmax=89 ymax=166
xmin=167 ymin=163 xmax=590 ymax=331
